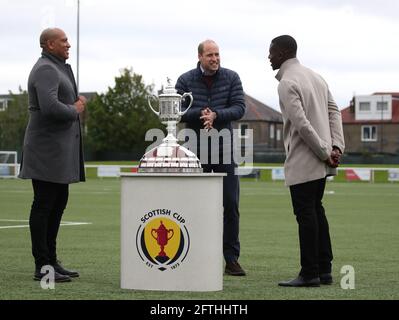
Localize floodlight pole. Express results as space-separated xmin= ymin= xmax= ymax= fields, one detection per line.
xmin=380 ymin=95 xmax=384 ymax=153
xmin=77 ymin=0 xmax=80 ymax=94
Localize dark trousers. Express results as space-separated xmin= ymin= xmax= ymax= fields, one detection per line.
xmin=289 ymin=177 xmax=333 ymax=279
xmin=29 ymin=179 xmax=69 ymax=269
xmin=202 ymin=163 xmax=240 ymax=263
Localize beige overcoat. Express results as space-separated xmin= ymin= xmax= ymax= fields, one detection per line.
xmin=276 ymin=58 xmax=345 ymax=186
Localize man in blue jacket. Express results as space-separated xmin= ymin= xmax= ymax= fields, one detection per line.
xmin=176 ymin=40 xmax=246 ymax=276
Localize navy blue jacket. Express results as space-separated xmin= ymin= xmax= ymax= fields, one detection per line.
xmin=175 ymin=62 xmax=246 ymax=133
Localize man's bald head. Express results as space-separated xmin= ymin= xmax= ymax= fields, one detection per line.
xmin=40 ymin=28 xmax=65 ymax=49
xmin=39 ymin=28 xmax=70 ymax=60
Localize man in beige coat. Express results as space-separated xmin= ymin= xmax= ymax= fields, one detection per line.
xmin=268 ymin=35 xmax=345 ymax=287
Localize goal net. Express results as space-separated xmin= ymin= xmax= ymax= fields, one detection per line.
xmin=0 ymin=151 xmax=18 ymax=178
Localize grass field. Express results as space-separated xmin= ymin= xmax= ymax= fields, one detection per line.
xmin=0 ymin=177 xmax=398 ymax=300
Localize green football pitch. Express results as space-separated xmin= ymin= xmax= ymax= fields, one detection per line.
xmin=0 ymin=178 xmax=398 ymax=300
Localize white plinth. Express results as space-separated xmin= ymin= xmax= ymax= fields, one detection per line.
xmin=120 ymin=173 xmax=225 ymax=291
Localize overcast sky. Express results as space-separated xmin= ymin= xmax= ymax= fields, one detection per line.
xmin=1 ymin=0 xmax=398 ymax=111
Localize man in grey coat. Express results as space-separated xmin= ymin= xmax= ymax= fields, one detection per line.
xmin=19 ymin=28 xmax=86 ymax=282
xmin=268 ymin=35 xmax=345 ymax=287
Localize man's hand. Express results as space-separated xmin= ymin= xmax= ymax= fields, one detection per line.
xmin=74 ymin=95 xmax=87 ymax=114
xmin=325 ymin=147 xmax=342 ymax=168
xmin=78 ymin=95 xmax=87 ymax=105
xmin=200 ymin=107 xmax=217 ymax=130
xmin=331 ymin=148 xmax=342 ymax=165
xmin=325 ymin=156 xmax=339 ymax=168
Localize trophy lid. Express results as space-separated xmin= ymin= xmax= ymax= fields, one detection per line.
xmin=159 ymin=78 xmax=181 ymax=98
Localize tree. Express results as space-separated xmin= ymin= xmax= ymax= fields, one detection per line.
xmin=0 ymin=87 xmax=29 ymax=151
xmin=85 ymin=68 xmax=163 ymax=155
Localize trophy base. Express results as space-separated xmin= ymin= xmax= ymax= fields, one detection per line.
xmin=138 ymin=167 xmax=203 ymax=173
xmin=138 ymin=141 xmax=202 ymax=174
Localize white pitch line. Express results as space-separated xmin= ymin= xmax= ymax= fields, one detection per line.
xmin=0 ymin=220 xmax=92 ymax=230
xmin=61 ymin=222 xmax=92 ymax=226
xmin=0 ymin=225 xmax=30 ymax=229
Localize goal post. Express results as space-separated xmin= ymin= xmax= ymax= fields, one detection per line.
xmin=0 ymin=151 xmax=18 ymax=178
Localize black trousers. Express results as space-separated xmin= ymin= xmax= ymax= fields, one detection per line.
xmin=29 ymin=179 xmax=69 ymax=269
xmin=289 ymin=177 xmax=333 ymax=279
xmin=202 ymin=163 xmax=240 ymax=263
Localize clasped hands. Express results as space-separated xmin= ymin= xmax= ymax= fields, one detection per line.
xmin=74 ymin=95 xmax=87 ymax=114
xmin=200 ymin=107 xmax=217 ymax=130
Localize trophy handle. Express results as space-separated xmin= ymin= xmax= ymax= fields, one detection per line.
xmin=167 ymin=229 xmax=174 ymax=240
xmin=151 ymin=229 xmax=158 ymax=240
xmin=179 ymin=92 xmax=193 ymax=116
xmin=148 ymin=95 xmax=160 ymax=115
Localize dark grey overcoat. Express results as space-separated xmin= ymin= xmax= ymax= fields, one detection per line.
xmin=19 ymin=51 xmax=85 ymax=184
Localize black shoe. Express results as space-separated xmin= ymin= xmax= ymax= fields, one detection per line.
xmin=278 ymin=276 xmax=320 ymax=287
xmin=225 ymin=261 xmax=246 ymax=276
xmin=33 ymin=269 xmax=71 ymax=282
xmin=52 ymin=261 xmax=79 ymax=278
xmin=320 ymin=273 xmax=333 ymax=285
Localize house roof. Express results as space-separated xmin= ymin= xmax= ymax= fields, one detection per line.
xmin=242 ymin=94 xmax=282 ymax=122
xmin=341 ymin=92 xmax=399 ymax=124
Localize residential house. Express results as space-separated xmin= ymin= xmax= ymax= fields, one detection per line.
xmin=341 ymin=92 xmax=399 ymax=155
xmin=233 ymin=94 xmax=284 ymax=162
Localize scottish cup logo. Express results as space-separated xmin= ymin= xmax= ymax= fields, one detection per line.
xmin=136 ymin=209 xmax=189 ymax=271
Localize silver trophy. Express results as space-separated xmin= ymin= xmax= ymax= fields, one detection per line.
xmin=138 ymin=78 xmax=202 ymax=173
